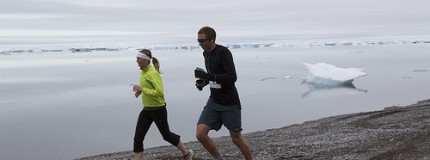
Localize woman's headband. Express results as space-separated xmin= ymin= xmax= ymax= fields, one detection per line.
xmin=137 ymin=52 xmax=151 ymax=61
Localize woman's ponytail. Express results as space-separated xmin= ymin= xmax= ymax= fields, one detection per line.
xmin=152 ymin=57 xmax=160 ymax=73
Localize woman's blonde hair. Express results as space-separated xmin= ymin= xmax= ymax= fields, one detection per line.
xmin=139 ymin=49 xmax=160 ymax=73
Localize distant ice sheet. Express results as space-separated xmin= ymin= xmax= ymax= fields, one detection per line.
xmin=303 ymin=63 xmax=367 ymax=86
xmin=1 ymin=38 xmax=430 ymax=55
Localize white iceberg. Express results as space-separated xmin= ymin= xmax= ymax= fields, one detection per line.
xmin=303 ymin=63 xmax=367 ymax=86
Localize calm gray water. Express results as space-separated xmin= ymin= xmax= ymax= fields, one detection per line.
xmin=1 ymin=44 xmax=429 ymax=160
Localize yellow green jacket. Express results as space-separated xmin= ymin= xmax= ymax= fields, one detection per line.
xmin=139 ymin=65 xmax=165 ymax=107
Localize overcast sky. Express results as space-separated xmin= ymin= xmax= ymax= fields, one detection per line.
xmin=1 ymin=0 xmax=430 ymax=45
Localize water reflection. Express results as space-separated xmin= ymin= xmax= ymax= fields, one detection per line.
xmin=302 ymin=82 xmax=367 ymax=98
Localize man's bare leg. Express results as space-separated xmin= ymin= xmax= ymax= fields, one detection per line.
xmin=230 ymin=131 xmax=252 ymax=160
xmin=196 ymin=124 xmax=223 ymax=159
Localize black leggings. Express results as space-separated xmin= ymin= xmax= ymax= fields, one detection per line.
xmin=133 ymin=106 xmax=180 ymax=153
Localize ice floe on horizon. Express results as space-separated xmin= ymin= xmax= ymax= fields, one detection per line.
xmin=1 ymin=38 xmax=430 ymax=55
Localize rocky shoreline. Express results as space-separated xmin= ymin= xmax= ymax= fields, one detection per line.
xmin=77 ymin=99 xmax=430 ymax=160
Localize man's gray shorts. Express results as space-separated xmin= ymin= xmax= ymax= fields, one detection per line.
xmin=198 ymin=99 xmax=242 ymax=132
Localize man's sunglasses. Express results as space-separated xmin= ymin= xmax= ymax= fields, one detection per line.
xmin=197 ymin=38 xmax=210 ymax=43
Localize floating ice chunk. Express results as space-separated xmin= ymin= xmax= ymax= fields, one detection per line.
xmin=303 ymin=63 xmax=367 ymax=86
xmin=260 ymin=77 xmax=277 ymax=81
xmin=259 ymin=75 xmax=291 ymax=81
xmin=284 ymin=75 xmax=292 ymax=79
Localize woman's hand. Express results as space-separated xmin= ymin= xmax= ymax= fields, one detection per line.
xmin=133 ymin=85 xmax=142 ymax=98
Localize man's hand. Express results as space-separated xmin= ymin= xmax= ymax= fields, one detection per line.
xmin=194 ymin=67 xmax=208 ymax=79
xmin=133 ymin=85 xmax=142 ymax=98
xmin=195 ymin=79 xmax=209 ymax=91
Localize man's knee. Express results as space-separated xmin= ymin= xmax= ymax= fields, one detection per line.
xmin=196 ymin=124 xmax=210 ymax=142
xmin=196 ymin=133 xmax=206 ymax=142
xmin=196 ymin=129 xmax=209 ymax=142
xmin=230 ymin=132 xmax=243 ymax=144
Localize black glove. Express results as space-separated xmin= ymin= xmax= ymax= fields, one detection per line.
xmin=194 ymin=67 xmax=209 ymax=79
xmin=195 ymin=79 xmax=209 ymax=91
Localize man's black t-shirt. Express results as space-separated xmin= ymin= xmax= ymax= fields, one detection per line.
xmin=203 ymin=44 xmax=241 ymax=106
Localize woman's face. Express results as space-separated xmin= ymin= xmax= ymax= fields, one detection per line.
xmin=136 ymin=57 xmax=149 ymax=69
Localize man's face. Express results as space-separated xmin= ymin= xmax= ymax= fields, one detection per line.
xmin=198 ymin=33 xmax=213 ymax=52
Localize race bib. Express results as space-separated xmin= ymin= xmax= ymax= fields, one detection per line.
xmin=209 ymin=81 xmax=221 ymax=89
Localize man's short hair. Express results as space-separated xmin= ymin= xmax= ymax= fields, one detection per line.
xmin=198 ymin=26 xmax=216 ymax=41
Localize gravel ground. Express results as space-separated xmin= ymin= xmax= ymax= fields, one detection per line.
xmin=77 ymin=99 xmax=430 ymax=160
